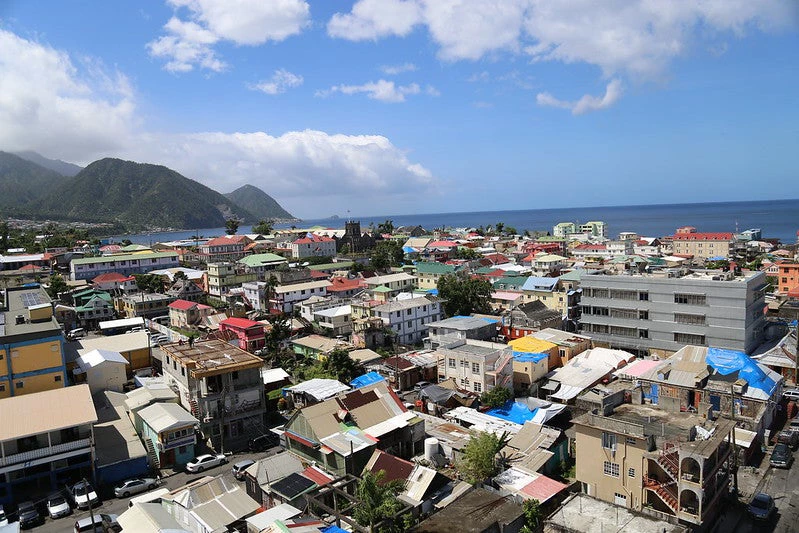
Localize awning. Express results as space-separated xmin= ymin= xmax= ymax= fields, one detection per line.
xmin=549 ymin=384 xmax=584 ymax=401
xmin=541 ymin=380 xmax=559 ymax=391
xmin=733 ymin=428 xmax=757 ymax=449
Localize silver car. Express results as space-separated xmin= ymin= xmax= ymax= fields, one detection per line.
xmin=114 ymin=477 xmax=158 ymax=498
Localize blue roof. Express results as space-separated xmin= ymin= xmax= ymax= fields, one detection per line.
xmin=453 ymin=315 xmax=498 ymax=324
xmin=427 ymin=288 xmax=439 ymax=296
xmin=512 ymin=351 xmax=548 ymax=363
xmin=487 ymin=400 xmax=537 ymax=425
xmin=521 ymin=276 xmax=558 ymax=292
xmin=350 ymin=371 xmax=386 ymax=389
xmin=321 ymin=526 xmax=348 ymax=533
xmin=708 ymin=256 xmax=727 ymax=261
xmin=402 ymin=246 xmax=417 ymax=253
xmin=705 ymin=347 xmax=777 ymax=397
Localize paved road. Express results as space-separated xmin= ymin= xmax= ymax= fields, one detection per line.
xmin=31 ymin=449 xmax=276 ymax=533
xmin=732 ymin=460 xmax=799 ymax=533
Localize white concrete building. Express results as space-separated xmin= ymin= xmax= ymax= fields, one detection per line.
xmin=272 ymin=280 xmax=332 ymax=313
xmin=371 ymin=295 xmax=443 ymax=345
xmin=289 ymin=233 xmax=337 ymax=259
xmin=436 ymin=339 xmax=513 ymax=394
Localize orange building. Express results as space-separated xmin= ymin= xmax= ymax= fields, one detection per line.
xmin=778 ymin=263 xmax=799 ymax=294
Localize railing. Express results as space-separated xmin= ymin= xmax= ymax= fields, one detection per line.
xmin=158 ymin=434 xmax=197 ymax=452
xmin=0 ymin=438 xmax=92 ymax=467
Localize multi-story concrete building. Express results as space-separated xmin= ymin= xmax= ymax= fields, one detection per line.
xmin=371 ymin=295 xmax=443 ymax=345
xmin=580 ymin=269 xmax=766 ymax=356
xmin=574 ymin=403 xmax=734 ymax=527
xmin=553 ymin=222 xmax=577 ymax=238
xmin=671 ymin=232 xmax=733 ymax=260
xmin=777 ymin=263 xmax=799 ymax=295
xmin=579 ymin=221 xmax=607 ymax=238
xmin=363 ymin=273 xmax=417 ymax=295
xmin=414 ymin=262 xmax=456 ymax=290
xmin=436 ymin=339 xmax=513 ymax=394
xmin=1 ymin=287 xmax=67 ymax=397
xmin=115 ymin=292 xmax=173 ymax=318
xmin=0 ymin=385 xmax=97 ymax=504
xmin=521 ymin=276 xmax=569 ymax=316
xmin=236 ymin=253 xmax=288 ymax=279
xmin=70 ymin=252 xmax=179 ymax=281
xmin=161 ymin=339 xmax=266 ymax=452
xmin=206 ymin=262 xmax=256 ymax=301
xmin=272 ymin=280 xmax=332 ymax=313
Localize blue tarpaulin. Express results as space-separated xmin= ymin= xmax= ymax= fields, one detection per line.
xmin=487 ymin=400 xmax=537 ymax=425
xmin=427 ymin=288 xmax=439 ymax=296
xmin=321 ymin=526 xmax=348 ymax=533
xmin=512 ymin=351 xmax=548 ymax=363
xmin=403 ymin=246 xmax=417 ymax=253
xmin=705 ymin=347 xmax=777 ymax=397
xmin=350 ymin=371 xmax=385 ymax=389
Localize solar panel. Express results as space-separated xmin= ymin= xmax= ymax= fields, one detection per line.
xmin=270 ymin=473 xmax=315 ymax=499
xmin=20 ymin=292 xmax=47 ymax=307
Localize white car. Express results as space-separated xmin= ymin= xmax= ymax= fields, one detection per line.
xmin=0 ymin=504 xmax=7 ymax=526
xmin=186 ymin=454 xmax=227 ymax=473
xmin=46 ymin=491 xmax=72 ymax=519
xmin=114 ymin=477 xmax=158 ymax=498
xmin=71 ymin=481 xmax=100 ymax=510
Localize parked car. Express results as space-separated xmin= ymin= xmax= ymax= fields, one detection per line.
xmin=789 ymin=417 xmax=799 ymax=433
xmin=17 ymin=501 xmax=42 ymax=529
xmin=186 ymin=453 xmax=227 ymax=473
xmin=748 ymin=493 xmax=776 ymax=521
xmin=74 ymin=513 xmax=119 ymax=533
xmin=413 ymin=381 xmax=433 ymax=392
xmin=770 ymin=442 xmax=793 ymax=468
xmin=783 ymin=388 xmax=799 ymax=401
xmin=0 ymin=504 xmax=7 ymax=526
xmin=777 ymin=428 xmax=799 ymax=448
xmin=71 ymin=481 xmax=100 ymax=510
xmin=232 ymin=459 xmax=256 ymax=480
xmin=114 ymin=477 xmax=158 ymax=498
xmin=66 ymin=328 xmax=86 ymax=341
xmin=249 ymin=433 xmax=278 ymax=452
xmin=46 ymin=491 xmax=72 ymax=519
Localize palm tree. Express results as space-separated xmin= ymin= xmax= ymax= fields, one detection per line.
xmin=354 ymin=470 xmax=405 ymax=532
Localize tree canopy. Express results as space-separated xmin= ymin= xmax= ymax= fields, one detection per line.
xmin=481 ymin=385 xmax=513 ymax=408
xmin=134 ymin=273 xmax=163 ymax=293
xmin=437 ymin=273 xmax=493 ymax=317
xmin=370 ymin=240 xmax=404 ymax=270
xmin=46 ymin=273 xmax=68 ymax=299
xmin=459 ymin=431 xmax=511 ymax=484
xmin=252 ymin=219 xmax=274 ymax=235
xmin=224 ymin=218 xmax=240 ymax=235
xmin=354 ymin=470 xmax=407 ymax=532
xmin=376 ymin=219 xmax=395 ymax=234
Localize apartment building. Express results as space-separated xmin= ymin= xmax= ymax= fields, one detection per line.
xmin=552 ymin=222 xmax=577 ymax=237
xmin=1 ymin=287 xmax=67 ymax=397
xmin=521 ymin=276 xmax=569 ymax=316
xmin=206 ymin=262 xmax=256 ymax=301
xmin=363 ymin=272 xmax=417 ymax=295
xmin=0 ymin=385 xmax=97 ymax=505
xmin=671 ymin=232 xmax=733 ymax=260
xmin=436 ymin=339 xmax=513 ymax=394
xmin=70 ymin=252 xmax=179 ymax=281
xmin=272 ymin=279 xmax=332 ymax=313
xmin=574 ymin=403 xmax=734 ymax=527
xmin=777 ymin=263 xmax=799 ymax=295
xmin=161 ymin=339 xmax=266 ymax=452
xmin=580 ymin=221 xmax=607 ymax=238
xmin=580 ymin=269 xmax=766 ymax=356
xmin=414 ymin=262 xmax=456 ymax=290
xmin=371 ymin=295 xmax=443 ymax=345
xmin=198 ymin=235 xmax=250 ymax=263
xmin=426 ymin=315 xmax=497 ymax=349
xmin=115 ymin=292 xmax=173 ymax=318
xmin=237 ymin=253 xmax=288 ymax=279
xmin=289 ymin=233 xmax=337 ymax=259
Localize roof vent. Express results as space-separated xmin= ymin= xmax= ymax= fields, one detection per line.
xmin=15 ymin=314 xmax=25 ymax=325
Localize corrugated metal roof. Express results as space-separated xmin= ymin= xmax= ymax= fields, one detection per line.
xmin=138 ymin=402 xmax=198 ymax=433
xmin=0 ymin=384 xmax=97 ymax=441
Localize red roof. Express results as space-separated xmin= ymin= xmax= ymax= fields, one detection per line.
xmin=19 ymin=264 xmax=41 ymax=271
xmin=383 ymin=356 xmax=415 ymax=370
xmin=574 ymin=244 xmax=606 ymax=251
xmin=427 ymin=240 xmax=457 ymax=248
xmin=671 ymin=232 xmax=732 ymax=241
xmin=221 ymin=317 xmax=263 ymax=329
xmin=293 ymin=233 xmax=335 ymax=244
xmin=93 ymin=272 xmax=131 ymax=283
xmin=364 ymin=450 xmax=414 ymax=483
xmin=301 ymin=466 xmax=334 ymax=486
xmin=311 ymin=270 xmax=330 ymax=279
xmin=204 ymin=235 xmax=248 ymax=247
xmin=485 ymin=253 xmax=509 ymax=264
xmin=168 ymin=299 xmax=209 ymax=311
xmin=520 ymin=474 xmax=568 ymax=503
xmin=328 ymin=277 xmax=365 ymax=292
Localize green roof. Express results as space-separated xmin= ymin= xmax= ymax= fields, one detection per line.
xmin=372 ymin=285 xmax=392 ymax=293
xmin=414 ymin=262 xmax=455 ymax=275
xmin=475 ymin=266 xmax=498 ymax=274
xmin=535 ymin=236 xmax=567 ymax=242
xmin=120 ymin=244 xmax=150 ymax=252
xmin=237 ymin=253 xmax=288 ymax=267
xmin=308 ymin=261 xmax=354 ymax=271
xmin=72 ymin=252 xmax=178 ymax=265
xmin=558 ymin=270 xmax=584 ymax=282
xmin=493 ymin=276 xmax=527 ymax=289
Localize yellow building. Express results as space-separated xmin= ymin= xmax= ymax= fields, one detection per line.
xmin=574 ymin=403 xmax=734 ymax=527
xmin=508 ymin=336 xmax=558 ymax=392
xmin=0 ymin=287 xmax=67 ymax=398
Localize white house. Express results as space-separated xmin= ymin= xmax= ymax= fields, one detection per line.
xmin=289 ymin=233 xmax=337 ymax=259
xmin=73 ymin=348 xmax=129 ymax=394
xmin=371 ymin=295 xmax=443 ymax=345
xmin=272 ymin=280 xmax=332 ymax=313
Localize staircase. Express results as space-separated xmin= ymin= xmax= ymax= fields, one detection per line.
xmin=657 ymin=443 xmax=679 ymax=480
xmin=145 ymin=439 xmax=160 ymax=469
xmin=643 ymin=476 xmax=678 ymax=513
xmin=189 ymin=399 xmax=199 ymax=418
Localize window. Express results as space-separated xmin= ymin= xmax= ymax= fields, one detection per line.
xmin=16 ymin=381 xmax=23 ymax=389
xmin=625 ymin=437 xmax=636 ymax=445
xmin=628 ymin=467 xmax=635 ymax=478
xmin=407 ymin=309 xmax=413 ymax=315
xmin=609 ymin=289 xmax=638 ymax=300
xmin=674 ymin=293 xmax=706 ymax=305
xmin=674 ymin=313 xmax=706 ymax=325
xmin=601 ymin=432 xmax=617 ymax=450
xmin=407 ymin=321 xmax=413 ymax=328
xmin=603 ymin=461 xmax=620 ymax=477
xmin=232 ymin=371 xmax=239 ymax=380
xmin=473 ymin=382 xmax=482 ymax=392
xmin=0 ymin=384 xmax=4 ymax=392
xmin=54 ymin=375 xmax=62 ymax=382
xmin=639 ymin=329 xmax=648 ymax=339
xmin=178 ymin=446 xmax=187 ymax=454
xmin=181 ymin=367 xmax=185 ymax=377
xmin=638 ymin=310 xmax=649 ymax=320
xmin=472 ymin=362 xmax=480 ymax=373
xmin=674 ymin=332 xmax=706 ymax=344
xmin=609 ymin=308 xmax=638 ymax=320
xmin=639 ymin=292 xmax=649 ymax=301
xmin=449 ymin=358 xmax=456 ymax=368
xmin=609 ymin=326 xmax=637 ymax=338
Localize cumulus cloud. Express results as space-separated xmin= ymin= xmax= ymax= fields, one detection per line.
xmin=318 ymin=79 xmax=426 ymax=103
xmin=328 ymin=0 xmax=423 ymax=41
xmin=1 ymin=29 xmax=436 ymax=216
xmin=536 ymin=79 xmax=623 ymax=115
xmin=380 ymin=62 xmax=417 ymax=75
xmin=148 ymin=0 xmax=310 ymax=72
xmin=248 ymin=69 xmax=304 ymax=95
xmin=0 ymin=30 xmax=136 ymax=162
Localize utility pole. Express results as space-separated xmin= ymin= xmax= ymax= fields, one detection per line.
xmin=730 ymin=383 xmax=739 ymax=497
xmin=83 ymin=477 xmax=96 ymax=530
xmin=218 ymin=385 xmax=228 ymax=454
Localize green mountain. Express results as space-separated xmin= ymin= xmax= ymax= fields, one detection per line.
xmin=14 ymin=150 xmax=83 ymax=177
xmin=0 ymin=151 xmax=65 ymax=210
xmin=36 ymin=158 xmax=258 ymax=230
xmin=224 ymin=184 xmax=295 ymax=220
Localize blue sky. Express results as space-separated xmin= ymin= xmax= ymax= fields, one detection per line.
xmin=1 ymin=1 xmax=797 ymax=219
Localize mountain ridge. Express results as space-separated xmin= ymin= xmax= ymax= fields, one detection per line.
xmin=14 ymin=150 xmax=83 ymax=177
xmin=224 ymin=184 xmax=295 ymax=221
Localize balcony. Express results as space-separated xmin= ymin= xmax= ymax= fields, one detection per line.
xmin=157 ymin=434 xmax=197 ymax=452
xmin=0 ymin=438 xmax=92 ymax=468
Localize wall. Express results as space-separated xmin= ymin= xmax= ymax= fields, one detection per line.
xmin=86 ymin=363 xmax=126 ymax=394
xmin=10 ymin=369 xmax=65 ymax=395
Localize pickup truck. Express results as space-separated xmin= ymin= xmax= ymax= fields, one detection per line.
xmin=185 ymin=454 xmax=227 ymax=473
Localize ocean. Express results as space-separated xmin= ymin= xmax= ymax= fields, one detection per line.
xmin=115 ymin=199 xmax=799 ymax=246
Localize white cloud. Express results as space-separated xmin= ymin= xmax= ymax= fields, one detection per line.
xmin=318 ymin=79 xmax=424 ymax=103
xmin=425 ymin=85 xmax=441 ymax=97
xmin=0 ymin=30 xmax=136 ymax=161
xmin=149 ymin=0 xmax=310 ymax=72
xmin=536 ymin=79 xmax=623 ymax=115
xmin=248 ymin=69 xmax=304 ymax=95
xmin=380 ymin=62 xmax=417 ymax=75
xmin=0 ymin=29 xmax=436 ymax=216
xmin=328 ymin=0 xmax=423 ymax=41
